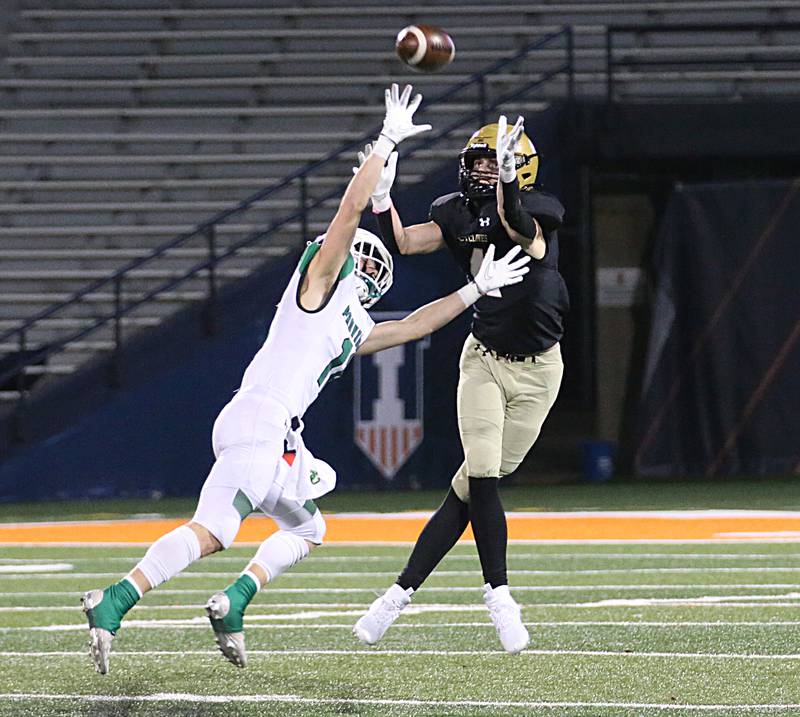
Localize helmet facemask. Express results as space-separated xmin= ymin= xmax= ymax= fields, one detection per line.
xmin=459 ymin=150 xmax=500 ymax=200
xmin=351 ymin=229 xmax=393 ymax=309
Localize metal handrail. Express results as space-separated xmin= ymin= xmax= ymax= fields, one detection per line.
xmin=606 ymin=22 xmax=800 ymax=102
xmin=0 ymin=26 xmax=574 ymax=394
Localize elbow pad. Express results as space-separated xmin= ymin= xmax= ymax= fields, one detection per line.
xmin=374 ymin=209 xmax=400 ymax=254
xmin=501 ymin=180 xmax=536 ymax=238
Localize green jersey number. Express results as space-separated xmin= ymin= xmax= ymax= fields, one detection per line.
xmin=317 ymin=338 xmax=355 ymax=388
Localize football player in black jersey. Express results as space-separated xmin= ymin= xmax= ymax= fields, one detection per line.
xmin=354 ymin=116 xmax=568 ymax=653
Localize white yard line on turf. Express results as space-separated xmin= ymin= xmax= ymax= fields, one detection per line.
xmin=1 ymin=694 xmax=799 ymax=712
xmin=584 ymin=593 xmax=800 ymax=606
xmin=7 ymin=600 xmax=800 ymax=616
xmin=8 ymin=597 xmax=800 ymax=610
xmin=4 ymin=591 xmax=800 ymax=605
xmin=6 ymin=590 xmax=800 ymax=614
xmin=7 ymin=552 xmax=800 ymax=562
xmin=0 ymin=590 xmax=249 ymax=596
xmin=0 ymin=593 xmax=368 ymax=619
xmin=0 ymin=602 xmax=371 ymax=612
xmin=10 ymin=619 xmax=800 ymax=632
xmin=6 ymin=582 xmax=800 ymax=594
xmin=7 ymin=566 xmax=800 ymax=576
xmin=4 ymin=648 xmax=800 ymax=660
xmin=0 ymin=563 xmax=72 ymax=573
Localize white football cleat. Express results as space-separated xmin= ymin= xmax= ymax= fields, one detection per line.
xmin=484 ymin=583 xmax=529 ymax=654
xmin=81 ymin=589 xmax=115 ymax=675
xmin=353 ymin=584 xmax=413 ymax=645
xmin=206 ymin=591 xmax=247 ymax=668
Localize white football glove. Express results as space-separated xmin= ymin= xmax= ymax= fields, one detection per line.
xmin=458 ymin=245 xmax=530 ymax=306
xmin=496 ymin=114 xmax=525 ymax=184
xmin=373 ymin=83 xmax=432 ymax=159
xmin=475 ymin=244 xmax=530 ymax=294
xmin=354 ymin=143 xmax=397 ymax=213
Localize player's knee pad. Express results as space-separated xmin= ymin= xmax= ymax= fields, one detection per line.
xmin=283 ymin=509 xmax=326 ymax=545
xmin=498 ymin=459 xmax=522 ymax=478
xmin=269 ymin=496 xmax=327 ymax=545
xmin=191 ymin=486 xmax=244 ymax=550
xmin=451 ymin=469 xmax=470 ymax=503
xmin=464 ymin=451 xmax=502 ymax=480
xmin=452 ymin=468 xmax=499 ymax=503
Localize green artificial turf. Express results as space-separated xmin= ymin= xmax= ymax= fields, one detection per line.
xmin=1 ymin=543 xmax=800 ymax=715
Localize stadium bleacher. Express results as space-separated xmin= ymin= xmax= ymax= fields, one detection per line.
xmin=0 ymin=0 xmax=799 ymax=403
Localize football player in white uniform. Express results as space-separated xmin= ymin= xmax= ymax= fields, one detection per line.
xmin=81 ymin=84 xmax=531 ymax=674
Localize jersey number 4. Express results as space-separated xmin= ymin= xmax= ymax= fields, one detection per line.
xmin=317 ymin=338 xmax=354 ymax=388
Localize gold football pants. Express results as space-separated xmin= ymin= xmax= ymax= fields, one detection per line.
xmin=451 ymin=333 xmax=564 ymax=502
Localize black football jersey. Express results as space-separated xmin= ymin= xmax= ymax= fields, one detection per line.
xmin=429 ymin=189 xmax=569 ymax=355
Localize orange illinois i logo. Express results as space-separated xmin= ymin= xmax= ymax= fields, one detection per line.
xmin=352 ymin=312 xmax=430 ymax=480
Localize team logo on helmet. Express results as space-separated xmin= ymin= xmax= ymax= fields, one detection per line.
xmin=458 ymin=123 xmax=538 ymax=200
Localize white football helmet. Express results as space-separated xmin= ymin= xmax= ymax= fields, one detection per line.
xmin=311 ymin=229 xmax=393 ymax=308
xmin=350 ymin=228 xmax=393 ymax=308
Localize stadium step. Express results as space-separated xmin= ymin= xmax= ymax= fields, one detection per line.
xmin=5 ymin=0 xmax=793 ymax=395
xmin=7 ymin=25 xmax=592 ymax=59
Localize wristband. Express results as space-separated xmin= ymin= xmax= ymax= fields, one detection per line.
xmin=500 ymin=179 xmax=536 ymax=238
xmin=371 ymin=193 xmax=392 ymax=213
xmin=372 ymin=134 xmax=396 ymax=160
xmin=456 ymin=282 xmax=482 ymax=307
xmin=498 ymin=164 xmax=516 ymax=184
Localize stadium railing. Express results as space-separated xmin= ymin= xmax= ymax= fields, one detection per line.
xmin=0 ymin=26 xmax=574 ymax=431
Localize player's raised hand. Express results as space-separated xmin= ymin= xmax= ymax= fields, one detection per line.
xmin=496 ymin=114 xmax=525 ymax=184
xmin=474 ymin=244 xmax=530 ymax=296
xmin=354 ymin=143 xmax=398 ymax=213
xmin=377 ymin=83 xmax=432 ymax=153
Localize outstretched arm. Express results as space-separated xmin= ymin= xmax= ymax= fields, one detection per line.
xmin=495 ymin=114 xmax=546 ymax=260
xmin=310 ymin=84 xmax=431 ymax=285
xmin=382 ymin=208 xmax=445 ymax=256
xmin=357 ymin=292 xmax=466 ymax=355
xmin=354 ymin=144 xmax=445 ymax=256
xmin=357 ymin=246 xmax=530 ymax=355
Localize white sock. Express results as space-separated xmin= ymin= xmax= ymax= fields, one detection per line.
xmin=485 ymin=583 xmax=512 ymax=603
xmin=123 ymin=575 xmax=143 ymax=598
xmin=250 ymin=530 xmax=309 ymax=582
xmin=242 ymin=568 xmax=262 ymax=592
xmin=133 ymin=525 xmax=202 ymax=590
xmin=385 ymin=583 xmax=413 ymax=603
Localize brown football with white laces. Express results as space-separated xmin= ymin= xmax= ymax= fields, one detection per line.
xmin=395 ymin=24 xmax=455 ymax=73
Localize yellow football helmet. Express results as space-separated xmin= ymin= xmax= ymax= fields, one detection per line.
xmin=458 ymin=122 xmax=539 ymax=199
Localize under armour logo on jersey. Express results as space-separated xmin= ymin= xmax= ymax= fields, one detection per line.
xmin=478 ymin=217 xmax=491 ymax=228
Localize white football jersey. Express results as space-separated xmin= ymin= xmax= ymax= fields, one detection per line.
xmin=238 ymin=242 xmax=375 ymax=419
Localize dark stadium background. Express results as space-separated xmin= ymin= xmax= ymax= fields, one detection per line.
xmin=0 ymin=2 xmax=797 ymax=502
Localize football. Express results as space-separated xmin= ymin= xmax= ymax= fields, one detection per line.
xmin=395 ymin=24 xmax=455 ymax=73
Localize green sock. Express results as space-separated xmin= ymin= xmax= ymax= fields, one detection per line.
xmin=86 ymin=579 xmax=141 ymax=634
xmin=228 ymin=573 xmax=258 ymax=608
xmin=215 ymin=574 xmax=258 ymax=633
xmin=111 ymin=579 xmax=142 ymax=614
